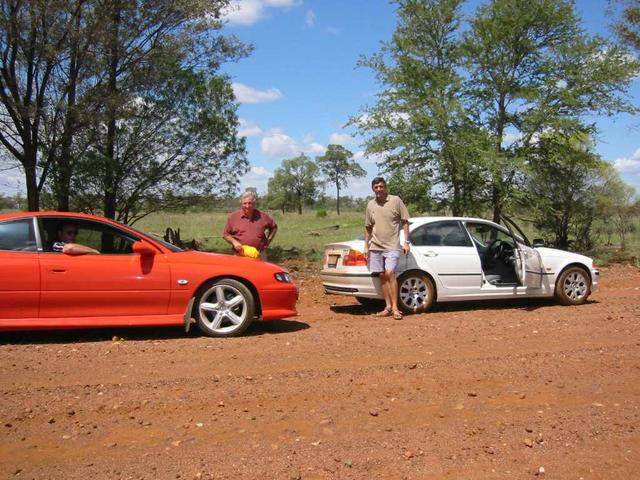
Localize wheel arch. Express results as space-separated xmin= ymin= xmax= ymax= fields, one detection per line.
xmin=556 ymin=262 xmax=592 ymax=286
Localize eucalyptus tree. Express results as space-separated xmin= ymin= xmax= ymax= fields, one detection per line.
xmin=76 ymin=0 xmax=249 ymax=222
xmin=315 ymin=144 xmax=365 ymax=214
xmin=0 ymin=0 xmax=83 ymax=210
xmin=610 ymin=0 xmax=640 ymax=51
xmin=524 ymin=132 xmax=608 ymax=250
xmin=354 ymin=0 xmax=488 ymax=216
xmin=463 ymin=0 xmax=639 ymax=222
xmin=268 ymin=154 xmax=318 ymax=215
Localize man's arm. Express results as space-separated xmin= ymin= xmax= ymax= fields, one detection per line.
xmin=62 ymin=243 xmax=99 ymax=255
xmin=222 ymin=217 xmax=242 ymax=253
xmin=222 ymin=232 xmax=242 ymax=253
xmin=402 ymin=221 xmax=411 ymax=255
xmin=265 ymin=223 xmax=278 ymax=247
xmin=364 ymin=225 xmax=372 ymax=258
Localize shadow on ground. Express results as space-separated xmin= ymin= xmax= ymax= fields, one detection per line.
xmin=330 ymin=298 xmax=599 ymax=316
xmin=0 ymin=319 xmax=310 ymax=345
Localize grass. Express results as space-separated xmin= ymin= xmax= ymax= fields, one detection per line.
xmin=136 ymin=209 xmax=366 ymax=262
xmin=136 ymin=208 xmax=639 ymax=266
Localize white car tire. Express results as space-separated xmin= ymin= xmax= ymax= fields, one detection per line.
xmin=397 ymin=271 xmax=435 ymax=314
xmin=555 ymin=266 xmax=591 ymax=306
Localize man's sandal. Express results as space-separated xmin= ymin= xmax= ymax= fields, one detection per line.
xmin=392 ymin=310 xmax=403 ymax=320
xmin=376 ymin=308 xmax=392 ymax=317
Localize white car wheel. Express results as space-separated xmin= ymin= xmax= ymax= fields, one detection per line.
xmin=195 ymin=279 xmax=255 ymax=337
xmin=397 ymin=271 xmax=435 ymax=314
xmin=555 ymin=266 xmax=591 ymax=305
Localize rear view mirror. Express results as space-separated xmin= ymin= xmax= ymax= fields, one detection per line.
xmin=132 ymin=241 xmax=156 ymax=256
xmin=532 ymin=238 xmax=545 ymax=248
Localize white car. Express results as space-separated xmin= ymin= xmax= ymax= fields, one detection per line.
xmin=321 ymin=216 xmax=599 ymax=313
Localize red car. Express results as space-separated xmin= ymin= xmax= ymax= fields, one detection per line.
xmin=0 ymin=212 xmax=298 ymax=337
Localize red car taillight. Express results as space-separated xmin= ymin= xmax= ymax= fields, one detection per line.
xmin=342 ymin=250 xmax=367 ymax=266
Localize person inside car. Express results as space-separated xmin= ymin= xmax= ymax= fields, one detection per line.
xmin=50 ymin=222 xmax=99 ymax=255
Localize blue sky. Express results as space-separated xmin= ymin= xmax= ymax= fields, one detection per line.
xmin=223 ymin=0 xmax=640 ymax=199
xmin=0 ymin=0 xmax=638 ymax=200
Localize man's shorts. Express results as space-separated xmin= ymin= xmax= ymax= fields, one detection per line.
xmin=368 ymin=250 xmax=401 ymax=273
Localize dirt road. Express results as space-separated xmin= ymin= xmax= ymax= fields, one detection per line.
xmin=1 ymin=264 xmax=639 ymax=479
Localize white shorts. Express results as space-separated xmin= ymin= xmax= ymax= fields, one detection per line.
xmin=368 ymin=250 xmax=400 ymax=273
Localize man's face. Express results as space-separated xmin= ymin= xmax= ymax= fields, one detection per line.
xmin=241 ymin=198 xmax=256 ymax=216
xmin=372 ymin=181 xmax=387 ymax=200
xmin=59 ymin=225 xmax=78 ymax=243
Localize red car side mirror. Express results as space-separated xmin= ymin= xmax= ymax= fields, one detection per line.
xmin=132 ymin=241 xmax=156 ymax=256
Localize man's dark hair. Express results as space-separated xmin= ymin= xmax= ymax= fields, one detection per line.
xmin=371 ymin=176 xmax=386 ymax=187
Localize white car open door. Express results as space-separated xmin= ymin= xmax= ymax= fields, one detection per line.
xmin=501 ymin=215 xmax=543 ymax=289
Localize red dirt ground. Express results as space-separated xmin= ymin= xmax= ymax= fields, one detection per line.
xmin=1 ymin=263 xmax=639 ymax=479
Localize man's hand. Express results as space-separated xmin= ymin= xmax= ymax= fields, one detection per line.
xmin=402 ymin=242 xmax=410 ymax=256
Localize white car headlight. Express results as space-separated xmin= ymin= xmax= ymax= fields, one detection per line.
xmin=274 ymin=272 xmax=292 ymax=283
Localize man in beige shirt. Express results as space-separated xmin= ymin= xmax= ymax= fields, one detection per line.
xmin=364 ymin=177 xmax=410 ymax=319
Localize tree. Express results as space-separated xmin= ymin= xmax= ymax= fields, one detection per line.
xmin=594 ymin=165 xmax=638 ymax=250
xmin=463 ymin=0 xmax=639 ymax=222
xmin=0 ymin=0 xmax=249 ymax=219
xmin=0 ymin=0 xmax=81 ymax=210
xmin=386 ymin=165 xmax=434 ymax=214
xmin=77 ymin=0 xmax=249 ymax=222
xmin=354 ymin=0 xmax=489 ymax=216
xmin=316 ymin=144 xmax=365 ymax=214
xmin=525 ymin=132 xmax=606 ymax=250
xmin=268 ymin=154 xmax=318 ymax=215
xmin=610 ymin=0 xmax=640 ymax=51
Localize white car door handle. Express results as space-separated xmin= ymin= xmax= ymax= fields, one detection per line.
xmin=423 ymin=251 xmax=438 ymax=257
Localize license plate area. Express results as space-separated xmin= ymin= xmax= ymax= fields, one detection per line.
xmin=327 ymin=254 xmax=340 ymax=268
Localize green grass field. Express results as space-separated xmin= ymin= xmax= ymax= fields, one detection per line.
xmin=135 ymin=209 xmax=639 ymax=265
xmin=136 ymin=210 xmax=366 ymax=262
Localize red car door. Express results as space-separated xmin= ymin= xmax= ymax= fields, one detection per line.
xmin=0 ymin=218 xmax=40 ymax=322
xmin=38 ymin=218 xmax=171 ymax=321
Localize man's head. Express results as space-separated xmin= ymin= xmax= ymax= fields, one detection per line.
xmin=371 ymin=177 xmax=388 ymax=201
xmin=240 ymin=191 xmax=257 ymax=217
xmin=57 ymin=223 xmax=79 ymax=243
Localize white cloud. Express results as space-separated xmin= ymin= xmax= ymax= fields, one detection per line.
xmin=305 ymin=9 xmax=315 ymax=27
xmin=238 ymin=118 xmax=263 ymax=137
xmin=329 ymin=133 xmax=356 ymax=145
xmin=224 ymin=0 xmax=300 ymax=26
xmin=261 ymin=130 xmax=299 ymax=157
xmin=614 ymin=148 xmax=640 ymax=173
xmin=261 ymin=129 xmax=327 ymax=157
xmin=353 ymin=150 xmax=387 ymax=165
xmin=307 ymin=142 xmax=326 ymax=154
xmin=232 ymin=83 xmax=283 ymax=104
xmin=239 ymin=165 xmax=273 ymax=194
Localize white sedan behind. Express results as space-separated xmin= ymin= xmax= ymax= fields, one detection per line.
xmin=321 ymin=216 xmax=599 ymax=313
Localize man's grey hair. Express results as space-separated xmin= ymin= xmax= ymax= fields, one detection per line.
xmin=240 ymin=191 xmax=257 ymax=203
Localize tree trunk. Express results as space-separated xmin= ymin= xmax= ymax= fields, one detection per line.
xmin=103 ymin=2 xmax=120 ymax=220
xmin=336 ymin=180 xmax=340 ymax=215
xmin=24 ymin=157 xmax=39 ymax=211
xmin=56 ymin=5 xmax=83 ymax=211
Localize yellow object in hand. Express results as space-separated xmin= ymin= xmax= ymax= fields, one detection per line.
xmin=241 ymin=245 xmax=260 ymax=259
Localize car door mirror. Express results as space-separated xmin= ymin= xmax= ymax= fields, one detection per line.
xmin=532 ymin=238 xmax=545 ymax=248
xmin=132 ymin=241 xmax=156 ymax=256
